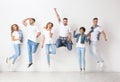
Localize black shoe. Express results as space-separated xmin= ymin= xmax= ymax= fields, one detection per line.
xmin=28 ymin=63 xmax=33 ymax=68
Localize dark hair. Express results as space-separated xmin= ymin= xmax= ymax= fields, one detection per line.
xmin=45 ymin=22 xmax=54 ymax=29
xmin=93 ymin=17 xmax=98 ymax=20
xmin=63 ymin=18 xmax=68 ymax=20
xmin=11 ymin=24 xmax=19 ymax=35
xmin=31 ymin=18 xmax=36 ymax=22
xmin=79 ymin=27 xmax=86 ymax=32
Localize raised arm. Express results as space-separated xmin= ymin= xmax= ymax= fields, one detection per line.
xmin=73 ymin=30 xmax=78 ymax=38
xmin=22 ymin=18 xmax=31 ymax=27
xmin=54 ymin=8 xmax=61 ymax=23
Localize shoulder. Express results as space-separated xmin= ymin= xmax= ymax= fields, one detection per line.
xmin=96 ymin=25 xmax=103 ymax=31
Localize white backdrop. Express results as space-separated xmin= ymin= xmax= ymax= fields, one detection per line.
xmin=0 ymin=0 xmax=120 ymax=72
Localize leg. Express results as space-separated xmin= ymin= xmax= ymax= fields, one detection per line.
xmin=89 ymin=42 xmax=103 ymax=62
xmin=32 ymin=41 xmax=37 ymax=53
xmin=9 ymin=44 xmax=16 ymax=60
xmin=66 ymin=40 xmax=72 ymax=51
xmin=56 ymin=39 xmax=63 ymax=48
xmin=45 ymin=44 xmax=50 ymax=65
xmin=12 ymin=44 xmax=21 ymax=64
xmin=27 ymin=40 xmax=32 ymax=63
xmin=80 ymin=48 xmax=86 ymax=69
xmin=77 ymin=47 xmax=81 ymax=69
xmin=50 ymin=44 xmax=56 ymax=55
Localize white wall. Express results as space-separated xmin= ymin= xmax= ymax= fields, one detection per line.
xmin=0 ymin=0 xmax=120 ymax=72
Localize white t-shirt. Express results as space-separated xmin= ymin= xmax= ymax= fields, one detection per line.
xmin=76 ymin=36 xmax=85 ymax=48
xmin=12 ymin=31 xmax=21 ymax=44
xmin=42 ymin=29 xmax=54 ymax=44
xmin=59 ymin=22 xmax=71 ymax=37
xmin=90 ymin=26 xmax=102 ymax=42
xmin=26 ymin=25 xmax=40 ymax=42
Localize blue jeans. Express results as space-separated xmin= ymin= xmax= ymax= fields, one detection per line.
xmin=89 ymin=41 xmax=103 ymax=62
xmin=45 ymin=44 xmax=56 ymax=64
xmin=10 ymin=44 xmax=21 ymax=63
xmin=27 ymin=40 xmax=38 ymax=63
xmin=56 ymin=38 xmax=72 ymax=51
xmin=77 ymin=47 xmax=86 ymax=69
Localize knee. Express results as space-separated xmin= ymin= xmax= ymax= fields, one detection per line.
xmin=17 ymin=51 xmax=21 ymax=56
xmin=56 ymin=39 xmax=61 ymax=48
xmin=56 ymin=43 xmax=59 ymax=48
xmin=67 ymin=43 xmax=72 ymax=51
xmin=53 ymin=50 xmax=56 ymax=54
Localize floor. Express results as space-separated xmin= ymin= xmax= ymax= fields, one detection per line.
xmin=0 ymin=72 xmax=119 ymax=82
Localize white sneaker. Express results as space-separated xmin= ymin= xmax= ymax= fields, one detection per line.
xmin=80 ymin=68 xmax=82 ymax=72
xmin=82 ymin=69 xmax=85 ymax=73
xmin=6 ymin=57 xmax=10 ymax=64
xmin=97 ymin=62 xmax=100 ymax=68
xmin=99 ymin=61 xmax=104 ymax=68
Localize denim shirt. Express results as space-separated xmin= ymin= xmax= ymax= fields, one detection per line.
xmin=73 ymin=31 xmax=87 ymax=44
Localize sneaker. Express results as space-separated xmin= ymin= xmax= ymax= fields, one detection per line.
xmin=82 ymin=68 xmax=85 ymax=73
xmin=28 ymin=63 xmax=33 ymax=68
xmin=12 ymin=61 xmax=15 ymax=64
xmin=97 ymin=61 xmax=100 ymax=67
xmin=80 ymin=68 xmax=82 ymax=72
xmin=99 ymin=61 xmax=104 ymax=68
xmin=6 ymin=57 xmax=9 ymax=64
xmin=48 ymin=62 xmax=51 ymax=67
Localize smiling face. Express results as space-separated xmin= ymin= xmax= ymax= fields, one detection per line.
xmin=47 ymin=23 xmax=53 ymax=29
xmin=46 ymin=22 xmax=53 ymax=30
xmin=63 ymin=20 xmax=68 ymax=25
xmin=93 ymin=18 xmax=98 ymax=26
xmin=12 ymin=24 xmax=19 ymax=31
xmin=11 ymin=24 xmax=19 ymax=35
xmin=79 ymin=27 xmax=85 ymax=34
xmin=63 ymin=18 xmax=68 ymax=26
xmin=93 ymin=20 xmax=98 ymax=26
xmin=79 ymin=29 xmax=84 ymax=34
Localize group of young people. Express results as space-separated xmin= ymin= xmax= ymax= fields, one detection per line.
xmin=6 ymin=8 xmax=107 ymax=72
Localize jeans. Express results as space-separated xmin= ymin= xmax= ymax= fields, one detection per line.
xmin=45 ymin=44 xmax=56 ymax=64
xmin=77 ymin=47 xmax=86 ymax=69
xmin=89 ymin=41 xmax=103 ymax=62
xmin=27 ymin=40 xmax=38 ymax=63
xmin=10 ymin=44 xmax=21 ymax=63
xmin=56 ymin=38 xmax=72 ymax=51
